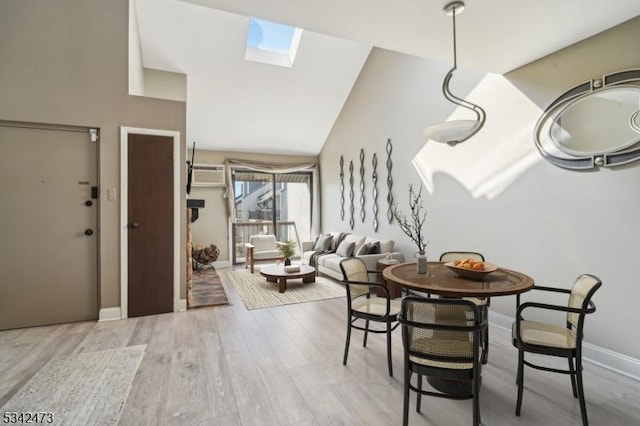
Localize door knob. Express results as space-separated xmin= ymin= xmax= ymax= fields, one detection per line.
xmin=85 ymin=200 xmax=93 ymax=207
xmin=84 ymin=229 xmax=94 ymax=236
xmin=130 ymin=221 xmax=139 ymax=229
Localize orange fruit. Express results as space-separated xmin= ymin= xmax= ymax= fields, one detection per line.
xmin=472 ymin=263 xmax=484 ymax=270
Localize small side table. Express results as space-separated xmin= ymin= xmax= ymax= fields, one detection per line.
xmin=376 ymin=259 xmax=402 ymax=299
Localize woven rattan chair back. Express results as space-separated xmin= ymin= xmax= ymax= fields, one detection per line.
xmin=568 ymin=274 xmax=601 ymax=329
xmin=402 ymin=298 xmax=479 ymax=367
xmin=339 ymin=257 xmax=370 ymax=301
xmin=439 ymin=251 xmax=485 ymax=263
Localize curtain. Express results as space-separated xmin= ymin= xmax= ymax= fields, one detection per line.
xmin=223 ymin=158 xmax=320 ymax=238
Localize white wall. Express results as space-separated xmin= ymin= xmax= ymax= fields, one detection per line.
xmin=128 ymin=0 xmax=144 ymax=96
xmin=143 ymin=68 xmax=187 ymax=102
xmin=320 ymin=17 xmax=640 ymax=360
xmin=1 ymin=0 xmax=186 ymax=305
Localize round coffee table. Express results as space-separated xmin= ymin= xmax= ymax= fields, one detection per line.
xmin=259 ymin=265 xmax=316 ymax=293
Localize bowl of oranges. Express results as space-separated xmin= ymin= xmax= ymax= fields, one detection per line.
xmin=444 ymin=259 xmax=498 ymax=280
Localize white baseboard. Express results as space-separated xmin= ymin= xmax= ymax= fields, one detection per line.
xmin=101 ymin=300 xmax=187 ymax=319
xmin=98 ymin=307 xmax=122 ymax=322
xmin=489 ymin=310 xmax=640 ymax=382
xmin=178 ymin=299 xmax=187 ymax=312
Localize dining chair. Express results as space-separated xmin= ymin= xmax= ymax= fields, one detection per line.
xmin=399 ymin=296 xmax=486 ymax=426
xmin=512 ymin=274 xmax=602 ymax=426
xmin=439 ymin=251 xmax=490 ymax=364
xmin=339 ymin=257 xmax=401 ymax=377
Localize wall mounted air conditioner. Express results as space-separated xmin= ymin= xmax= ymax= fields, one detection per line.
xmin=192 ymin=163 xmax=225 ymax=187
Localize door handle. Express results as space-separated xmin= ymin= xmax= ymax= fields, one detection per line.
xmin=130 ymin=221 xmax=139 ymax=229
xmin=84 ymin=229 xmax=94 ymax=236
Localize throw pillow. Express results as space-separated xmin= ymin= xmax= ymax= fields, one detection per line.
xmin=378 ymin=239 xmax=394 ymax=253
xmin=313 ymin=234 xmax=333 ymax=251
xmin=336 ymin=240 xmax=356 ymax=257
xmin=355 ymin=242 xmax=370 ymax=256
xmin=330 ymin=233 xmax=340 ymax=251
xmin=367 ymin=241 xmax=380 ymax=254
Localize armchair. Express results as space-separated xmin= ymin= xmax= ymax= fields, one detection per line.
xmin=399 ymin=296 xmax=486 ymax=426
xmin=339 ymin=257 xmax=401 ymax=377
xmin=244 ymin=234 xmax=284 ymax=273
xmin=512 ymin=274 xmax=602 ymax=425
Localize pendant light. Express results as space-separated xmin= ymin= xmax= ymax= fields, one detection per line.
xmin=423 ymin=1 xmax=486 ymax=146
xmin=632 ymin=109 xmax=640 ymax=133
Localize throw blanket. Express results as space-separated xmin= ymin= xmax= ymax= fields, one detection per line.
xmin=309 ymin=232 xmax=349 ymax=269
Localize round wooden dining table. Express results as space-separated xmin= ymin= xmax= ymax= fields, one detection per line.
xmin=383 ymin=261 xmax=534 ymax=396
xmin=382 ymin=261 xmax=534 ymax=299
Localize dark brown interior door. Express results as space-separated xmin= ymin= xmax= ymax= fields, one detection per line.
xmin=127 ymin=133 xmax=173 ymax=317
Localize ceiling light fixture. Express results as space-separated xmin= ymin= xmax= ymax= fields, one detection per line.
xmin=424 ymin=1 xmax=486 ymax=146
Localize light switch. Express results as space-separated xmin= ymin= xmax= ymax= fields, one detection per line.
xmin=107 ymin=187 xmax=117 ymax=201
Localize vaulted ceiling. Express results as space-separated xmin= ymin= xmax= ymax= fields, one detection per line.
xmin=134 ymin=0 xmax=640 ymax=155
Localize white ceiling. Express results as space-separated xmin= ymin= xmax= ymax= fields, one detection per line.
xmin=135 ymin=0 xmax=640 ymax=155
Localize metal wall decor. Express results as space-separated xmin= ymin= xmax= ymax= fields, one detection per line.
xmin=339 ymin=155 xmax=345 ymax=221
xmin=349 ymin=160 xmax=355 ymax=230
xmin=386 ymin=138 xmax=394 ymax=223
xmin=359 ymin=149 xmax=365 ymax=223
xmin=371 ymin=153 xmax=379 ymax=232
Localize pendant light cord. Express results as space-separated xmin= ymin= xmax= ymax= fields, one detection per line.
xmin=442 ymin=3 xmax=484 ymax=123
xmin=452 ymin=5 xmax=457 ymax=69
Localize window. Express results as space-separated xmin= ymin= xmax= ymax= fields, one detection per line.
xmin=245 ymin=18 xmax=303 ymax=68
xmin=231 ymin=170 xmax=312 ymax=265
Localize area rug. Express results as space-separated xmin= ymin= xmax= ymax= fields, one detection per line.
xmin=188 ymin=268 xmax=230 ymax=309
xmin=0 ymin=345 xmax=145 ymax=426
xmin=223 ymin=269 xmax=345 ymax=310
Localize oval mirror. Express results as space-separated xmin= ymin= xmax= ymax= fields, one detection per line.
xmin=534 ymin=69 xmax=640 ymax=169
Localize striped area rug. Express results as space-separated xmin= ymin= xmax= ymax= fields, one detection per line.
xmin=223 ymin=269 xmax=345 ymax=310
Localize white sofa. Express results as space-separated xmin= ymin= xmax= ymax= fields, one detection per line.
xmin=302 ymin=233 xmax=404 ymax=281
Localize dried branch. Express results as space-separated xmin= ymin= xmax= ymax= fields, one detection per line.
xmin=391 ymin=184 xmax=429 ymax=252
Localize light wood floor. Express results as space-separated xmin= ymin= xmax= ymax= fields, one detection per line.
xmin=1 ymin=269 xmax=638 ymax=425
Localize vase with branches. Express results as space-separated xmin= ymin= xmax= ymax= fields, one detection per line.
xmin=391 ymin=184 xmax=429 ymax=273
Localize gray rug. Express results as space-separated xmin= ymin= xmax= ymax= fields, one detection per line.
xmin=0 ymin=345 xmax=145 ymax=426
xmin=223 ymin=269 xmax=345 ymax=310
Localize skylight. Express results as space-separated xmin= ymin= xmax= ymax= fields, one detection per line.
xmin=245 ymin=18 xmax=303 ymax=68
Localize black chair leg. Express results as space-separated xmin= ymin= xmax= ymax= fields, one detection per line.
xmin=343 ymin=316 xmax=352 ymax=366
xmin=473 ymin=375 xmax=480 ymax=426
xmin=481 ymin=307 xmax=489 ymax=364
xmin=363 ymin=319 xmax=369 ymax=347
xmin=416 ymin=374 xmax=422 ymax=413
xmin=515 ymin=349 xmax=525 ymax=416
xmin=576 ymin=356 xmax=589 ymax=426
xmin=403 ymin=362 xmax=411 ymax=426
xmin=386 ymin=321 xmax=393 ymax=377
xmin=568 ymin=357 xmax=578 ymax=398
